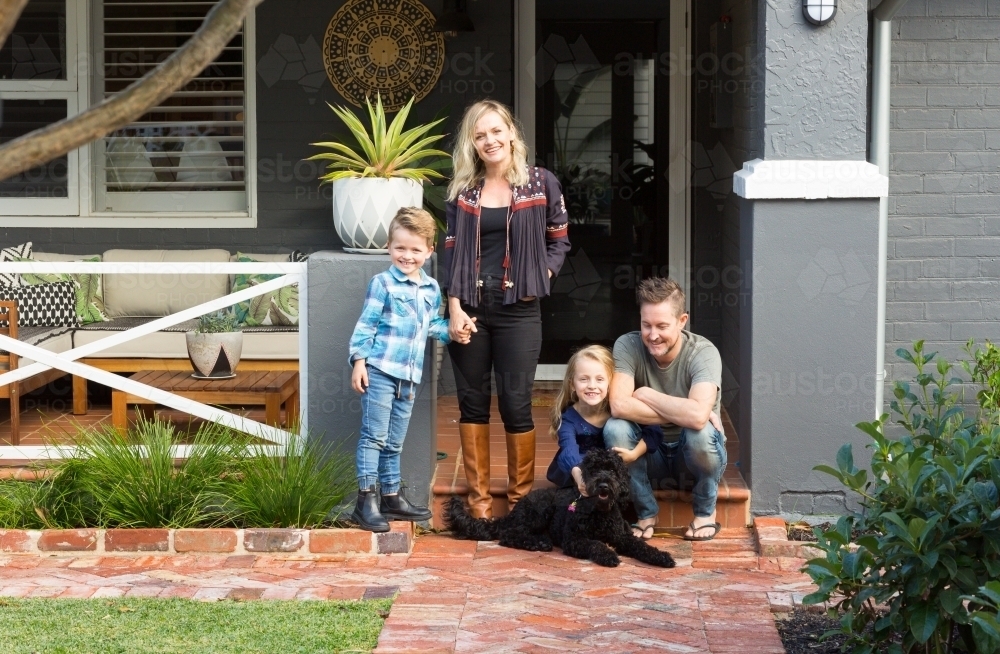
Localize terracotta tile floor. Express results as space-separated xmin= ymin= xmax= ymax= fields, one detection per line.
xmin=0 ymin=532 xmax=815 ymax=653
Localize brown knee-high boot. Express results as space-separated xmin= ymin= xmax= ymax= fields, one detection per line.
xmin=505 ymin=429 xmax=536 ymax=507
xmin=460 ymin=423 xmax=493 ymax=519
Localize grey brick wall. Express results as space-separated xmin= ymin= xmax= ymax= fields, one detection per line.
xmin=888 ymin=0 xmax=1000 ymax=390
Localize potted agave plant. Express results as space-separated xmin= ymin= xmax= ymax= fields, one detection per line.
xmin=307 ymin=94 xmax=450 ymax=253
xmin=186 ymin=311 xmax=243 ymax=379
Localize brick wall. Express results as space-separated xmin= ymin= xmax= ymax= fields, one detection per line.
xmin=888 ymin=0 xmax=1000 ymax=390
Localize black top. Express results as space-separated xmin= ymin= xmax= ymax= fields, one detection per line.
xmin=479 ymin=206 xmax=508 ymax=276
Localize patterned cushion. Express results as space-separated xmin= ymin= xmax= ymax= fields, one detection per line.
xmin=0 ymin=242 xmax=32 ymax=287
xmin=230 ymin=252 xmax=299 ymax=326
xmin=17 ymin=255 xmax=109 ymax=325
xmin=0 ymin=281 xmax=79 ymax=327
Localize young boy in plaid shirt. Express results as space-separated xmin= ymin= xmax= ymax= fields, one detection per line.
xmin=348 ymin=207 xmax=452 ymax=532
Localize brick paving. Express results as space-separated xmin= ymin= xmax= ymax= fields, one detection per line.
xmin=0 ymin=529 xmax=815 ymax=653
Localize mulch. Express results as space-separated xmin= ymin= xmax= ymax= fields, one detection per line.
xmin=775 ymin=610 xmax=848 ymax=654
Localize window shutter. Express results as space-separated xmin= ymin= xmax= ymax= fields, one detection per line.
xmin=100 ymin=0 xmax=246 ymax=208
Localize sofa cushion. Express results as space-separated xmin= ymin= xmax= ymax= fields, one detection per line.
xmin=230 ymin=252 xmax=300 ymax=327
xmin=20 ymin=253 xmax=108 ymax=325
xmin=0 ymin=326 xmax=75 ymax=366
xmin=0 ymin=241 xmax=31 ymax=287
xmin=74 ymin=318 xmax=298 ymax=359
xmin=0 ymin=281 xmax=79 ymax=327
xmin=102 ymin=249 xmax=231 ymax=317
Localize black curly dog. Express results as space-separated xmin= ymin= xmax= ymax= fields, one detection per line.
xmin=446 ymin=448 xmax=675 ymax=568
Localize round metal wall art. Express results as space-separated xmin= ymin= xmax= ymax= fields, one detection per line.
xmin=323 ymin=0 xmax=446 ymax=112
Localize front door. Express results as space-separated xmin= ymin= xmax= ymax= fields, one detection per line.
xmin=535 ymin=20 xmax=671 ymax=364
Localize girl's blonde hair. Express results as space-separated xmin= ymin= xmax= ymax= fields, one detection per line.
xmin=549 ymin=345 xmax=615 ymax=440
xmin=447 ymin=100 xmax=529 ymax=200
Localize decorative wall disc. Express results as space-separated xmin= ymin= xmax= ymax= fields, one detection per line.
xmin=323 ymin=0 xmax=446 ymax=112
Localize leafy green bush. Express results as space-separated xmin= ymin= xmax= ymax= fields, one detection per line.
xmin=73 ymin=418 xmax=244 ymax=528
xmin=0 ymin=459 xmax=94 ymax=529
xmin=963 ymin=339 xmax=1000 ymax=427
xmin=223 ymin=433 xmax=354 ymax=528
xmin=805 ymin=340 xmax=1000 ymax=653
xmin=0 ymin=419 xmax=355 ymax=531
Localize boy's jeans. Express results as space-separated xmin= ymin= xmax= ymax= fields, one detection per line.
xmin=356 ymin=365 xmax=416 ymax=494
xmin=603 ymin=418 xmax=727 ymax=521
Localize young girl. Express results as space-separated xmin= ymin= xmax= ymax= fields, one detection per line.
xmin=546 ymin=345 xmax=662 ymax=521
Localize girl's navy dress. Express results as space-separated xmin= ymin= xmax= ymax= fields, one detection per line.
xmin=546 ymin=406 xmax=664 ymax=488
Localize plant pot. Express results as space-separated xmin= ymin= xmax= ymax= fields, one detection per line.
xmin=332 ymin=177 xmax=423 ymax=252
xmin=186 ymin=332 xmax=244 ymax=379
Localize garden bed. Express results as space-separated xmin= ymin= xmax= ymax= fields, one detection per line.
xmin=0 ymin=523 xmax=413 ymax=556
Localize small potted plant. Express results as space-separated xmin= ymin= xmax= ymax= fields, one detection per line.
xmin=186 ymin=311 xmax=243 ymax=379
xmin=307 ymin=94 xmax=450 ymax=253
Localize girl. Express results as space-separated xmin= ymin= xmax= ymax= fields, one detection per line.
xmin=546 ymin=345 xmax=663 ymax=540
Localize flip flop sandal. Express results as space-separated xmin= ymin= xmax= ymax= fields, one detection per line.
xmin=684 ymin=521 xmax=722 ymax=541
xmin=631 ymin=523 xmax=655 ymax=541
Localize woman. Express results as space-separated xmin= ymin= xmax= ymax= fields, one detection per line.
xmin=441 ymin=100 xmax=571 ymax=519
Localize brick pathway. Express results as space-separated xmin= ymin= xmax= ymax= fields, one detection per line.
xmin=0 ymin=529 xmax=815 ymax=653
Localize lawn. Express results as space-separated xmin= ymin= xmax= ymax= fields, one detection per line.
xmin=0 ymin=597 xmax=392 ymax=653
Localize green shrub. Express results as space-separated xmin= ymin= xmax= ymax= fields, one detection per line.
xmin=72 ymin=418 xmax=245 ymax=528
xmin=223 ymin=433 xmax=354 ymax=528
xmin=963 ymin=339 xmax=1000 ymax=428
xmin=0 ymin=459 xmax=95 ymax=529
xmin=805 ymin=340 xmax=1000 ymax=653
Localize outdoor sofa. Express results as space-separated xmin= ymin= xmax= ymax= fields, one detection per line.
xmin=2 ymin=247 xmax=302 ymax=442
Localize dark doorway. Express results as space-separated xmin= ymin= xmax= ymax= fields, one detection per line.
xmin=534 ymin=15 xmax=671 ymax=364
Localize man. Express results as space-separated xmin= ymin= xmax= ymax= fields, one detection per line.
xmin=604 ymin=277 xmax=726 ymax=542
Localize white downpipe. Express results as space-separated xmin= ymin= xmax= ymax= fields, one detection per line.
xmin=870 ymin=0 xmax=909 ymax=418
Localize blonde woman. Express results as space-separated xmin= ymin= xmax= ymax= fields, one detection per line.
xmin=442 ymin=100 xmax=571 ymax=519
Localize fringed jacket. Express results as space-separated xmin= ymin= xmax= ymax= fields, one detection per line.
xmin=442 ymin=166 xmax=571 ymax=307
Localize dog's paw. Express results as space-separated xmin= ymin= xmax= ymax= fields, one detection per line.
xmin=592 ymin=551 xmax=620 ymax=567
xmin=654 ymin=552 xmax=676 ymax=568
xmin=525 ymin=539 xmax=553 ymax=552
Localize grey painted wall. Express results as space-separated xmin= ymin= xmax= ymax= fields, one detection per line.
xmin=887 ymin=0 xmax=1000 ymax=396
xmin=761 ymin=0 xmax=870 ymax=159
xmin=306 ymin=252 xmax=437 ymax=508
xmin=744 ymin=199 xmax=880 ymax=515
xmin=0 ymin=0 xmax=512 ymax=255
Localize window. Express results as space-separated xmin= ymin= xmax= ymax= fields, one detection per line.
xmin=0 ymin=0 xmax=255 ymax=224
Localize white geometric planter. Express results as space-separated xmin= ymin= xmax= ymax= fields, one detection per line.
xmin=332 ymin=177 xmax=424 ymax=252
xmin=186 ymin=332 xmax=244 ymax=379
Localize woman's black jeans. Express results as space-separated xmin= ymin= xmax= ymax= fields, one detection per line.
xmin=448 ymin=274 xmax=541 ymax=433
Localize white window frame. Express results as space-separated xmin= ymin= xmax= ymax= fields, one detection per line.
xmin=0 ymin=0 xmax=257 ymax=228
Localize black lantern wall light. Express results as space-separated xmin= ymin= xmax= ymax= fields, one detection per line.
xmin=803 ymin=0 xmax=837 ymax=26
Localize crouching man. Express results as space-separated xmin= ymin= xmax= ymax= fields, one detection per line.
xmin=604 ymin=277 xmax=727 ymax=542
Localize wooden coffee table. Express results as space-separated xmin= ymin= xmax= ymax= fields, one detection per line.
xmin=112 ymin=370 xmax=299 ymax=433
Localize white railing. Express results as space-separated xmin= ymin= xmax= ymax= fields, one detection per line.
xmin=0 ymin=260 xmax=307 ymax=460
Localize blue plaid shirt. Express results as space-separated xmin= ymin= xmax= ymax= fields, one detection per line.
xmin=348 ymin=265 xmax=450 ymax=384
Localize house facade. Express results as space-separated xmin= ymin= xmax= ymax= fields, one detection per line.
xmin=1 ymin=0 xmax=997 ymax=516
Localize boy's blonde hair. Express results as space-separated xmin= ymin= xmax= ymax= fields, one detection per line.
xmin=549 ymin=345 xmax=615 ymax=440
xmin=388 ymin=206 xmax=437 ymax=249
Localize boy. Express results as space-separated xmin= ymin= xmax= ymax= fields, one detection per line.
xmin=348 ymin=207 xmax=451 ymax=532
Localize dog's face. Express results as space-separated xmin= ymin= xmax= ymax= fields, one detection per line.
xmin=580 ymin=448 xmax=630 ymax=511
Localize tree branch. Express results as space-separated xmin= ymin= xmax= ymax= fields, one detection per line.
xmin=0 ymin=0 xmax=262 ymax=182
xmin=0 ymin=0 xmax=29 ymax=52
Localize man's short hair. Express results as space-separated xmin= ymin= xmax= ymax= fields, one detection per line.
xmin=388 ymin=206 xmax=437 ymax=249
xmin=636 ymin=277 xmax=686 ymax=317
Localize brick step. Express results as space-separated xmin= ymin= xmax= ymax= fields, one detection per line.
xmin=431 ymin=467 xmax=750 ymax=530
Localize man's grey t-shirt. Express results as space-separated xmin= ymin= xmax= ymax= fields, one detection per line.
xmin=613 ymin=330 xmax=722 ymax=440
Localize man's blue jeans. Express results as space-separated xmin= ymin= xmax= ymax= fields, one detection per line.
xmin=356 ymin=365 xmax=415 ymax=494
xmin=603 ymin=418 xmax=727 ymax=521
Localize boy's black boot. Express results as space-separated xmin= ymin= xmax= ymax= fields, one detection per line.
xmin=352 ymin=486 xmax=390 ymax=533
xmin=380 ymin=488 xmax=433 ymax=522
